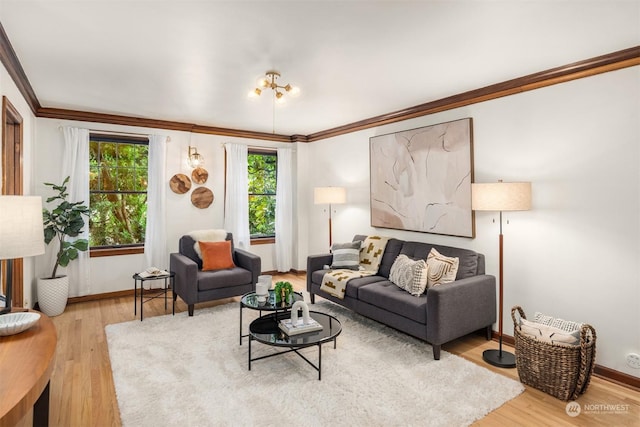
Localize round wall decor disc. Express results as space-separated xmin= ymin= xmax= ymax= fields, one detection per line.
xmin=169 ymin=174 xmax=191 ymax=194
xmin=192 ymin=167 xmax=209 ymax=184
xmin=191 ymin=187 xmax=214 ymax=209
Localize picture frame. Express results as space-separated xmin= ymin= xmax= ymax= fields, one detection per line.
xmin=369 ymin=117 xmax=474 ymax=238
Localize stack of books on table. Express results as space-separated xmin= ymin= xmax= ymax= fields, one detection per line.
xmin=138 ymin=268 xmax=170 ymax=278
xmin=279 ymin=317 xmax=324 ymax=336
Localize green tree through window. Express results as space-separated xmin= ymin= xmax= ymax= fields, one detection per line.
xmin=248 ymin=151 xmax=277 ymax=238
xmin=89 ymin=135 xmax=148 ymax=248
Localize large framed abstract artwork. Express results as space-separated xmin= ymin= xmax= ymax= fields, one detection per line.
xmin=369 ymin=117 xmax=474 ymax=238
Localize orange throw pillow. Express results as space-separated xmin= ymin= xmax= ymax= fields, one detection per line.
xmin=199 ymin=240 xmax=235 ymax=271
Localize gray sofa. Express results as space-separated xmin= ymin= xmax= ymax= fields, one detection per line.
xmin=170 ymin=233 xmax=261 ymax=316
xmin=307 ymin=235 xmax=496 ymax=360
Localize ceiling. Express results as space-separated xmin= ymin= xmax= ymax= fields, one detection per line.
xmin=0 ymin=1 xmax=637 ymax=137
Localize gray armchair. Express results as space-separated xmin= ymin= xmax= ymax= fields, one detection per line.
xmin=170 ymin=233 xmax=261 ymax=316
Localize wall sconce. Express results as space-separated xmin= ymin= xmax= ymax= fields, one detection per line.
xmin=188 ymin=146 xmax=204 ymax=168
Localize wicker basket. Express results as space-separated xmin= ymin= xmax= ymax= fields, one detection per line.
xmin=511 ymin=306 xmax=596 ymax=401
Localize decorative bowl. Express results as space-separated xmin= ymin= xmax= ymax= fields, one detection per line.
xmin=0 ymin=312 xmax=41 ymax=336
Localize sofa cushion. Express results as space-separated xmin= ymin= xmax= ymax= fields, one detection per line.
xmin=330 ymin=241 xmax=361 ymax=270
xmin=376 ymin=238 xmax=404 ymax=278
xmin=200 ymin=240 xmax=236 ymax=271
xmin=426 ymin=248 xmax=459 ymax=288
xmin=197 ymin=267 xmax=253 ymax=291
xmin=398 ymin=241 xmax=478 ymax=280
xmin=389 ymin=254 xmax=428 ymax=296
xmin=358 ymin=280 xmax=427 ymax=324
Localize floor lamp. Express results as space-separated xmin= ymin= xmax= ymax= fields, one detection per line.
xmin=472 ymin=181 xmax=531 ymax=368
xmin=313 ymin=187 xmax=346 ymax=248
xmin=0 ymin=196 xmax=46 ymax=315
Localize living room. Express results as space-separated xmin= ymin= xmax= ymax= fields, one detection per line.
xmin=0 ymin=1 xmax=638 ymax=426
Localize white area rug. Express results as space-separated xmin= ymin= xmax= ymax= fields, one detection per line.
xmin=106 ymin=299 xmax=523 ymax=427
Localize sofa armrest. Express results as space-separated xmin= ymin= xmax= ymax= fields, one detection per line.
xmin=306 ymin=253 xmax=333 ymax=292
xmin=234 ymin=248 xmax=262 ymax=286
xmin=170 ymin=252 xmax=199 ymax=304
xmin=426 ymin=274 xmax=496 ymax=346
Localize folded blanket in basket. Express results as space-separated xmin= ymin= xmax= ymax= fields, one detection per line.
xmin=518 ymin=318 xmax=581 ymax=346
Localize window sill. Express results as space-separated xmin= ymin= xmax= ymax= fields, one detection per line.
xmin=250 ymin=237 xmax=275 ymax=246
xmin=90 ymin=247 xmax=144 ymax=257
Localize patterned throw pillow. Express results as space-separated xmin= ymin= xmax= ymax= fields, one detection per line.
xmin=426 ymin=248 xmax=459 ymax=288
xmin=389 ymin=254 xmax=429 ymax=297
xmin=519 ymin=318 xmax=580 ymax=346
xmin=330 ymin=241 xmax=361 ymax=270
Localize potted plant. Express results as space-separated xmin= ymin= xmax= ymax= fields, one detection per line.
xmin=274 ymin=281 xmax=293 ymax=305
xmin=37 ymin=176 xmax=90 ymax=316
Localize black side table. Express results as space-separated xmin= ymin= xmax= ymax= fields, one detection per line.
xmin=132 ymin=272 xmax=175 ymax=321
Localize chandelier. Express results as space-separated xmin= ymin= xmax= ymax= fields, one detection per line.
xmin=249 ymin=70 xmax=300 ymax=103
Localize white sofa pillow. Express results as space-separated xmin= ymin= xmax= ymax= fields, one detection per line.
xmin=389 ymin=254 xmax=429 ymax=297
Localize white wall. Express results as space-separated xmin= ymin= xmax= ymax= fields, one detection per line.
xmin=34 ymin=119 xmax=286 ymax=295
xmin=0 ymin=63 xmax=38 ymax=308
xmin=302 ymin=66 xmax=640 ymax=377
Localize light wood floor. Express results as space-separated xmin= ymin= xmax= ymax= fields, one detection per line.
xmin=18 ymin=273 xmax=640 ymax=426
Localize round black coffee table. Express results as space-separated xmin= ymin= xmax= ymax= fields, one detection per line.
xmin=248 ymin=311 xmax=342 ymax=380
xmin=239 ymin=289 xmax=304 ymax=345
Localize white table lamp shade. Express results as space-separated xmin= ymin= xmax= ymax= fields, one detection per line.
xmin=0 ymin=196 xmax=46 ymax=260
xmin=471 ymin=182 xmax=531 ymax=212
xmin=314 ymin=187 xmax=346 ymax=205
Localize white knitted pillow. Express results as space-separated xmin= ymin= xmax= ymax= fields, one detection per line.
xmin=389 ymin=254 xmax=429 ymax=297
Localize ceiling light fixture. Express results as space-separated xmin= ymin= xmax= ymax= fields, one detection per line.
xmin=248 ymin=70 xmax=299 ymax=104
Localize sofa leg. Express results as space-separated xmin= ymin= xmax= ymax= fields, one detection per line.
xmin=486 ymin=325 xmax=493 ymax=340
xmin=432 ymin=345 xmax=441 ymax=360
xmin=188 ymin=304 xmax=194 ymax=316
xmin=310 ymin=293 xmax=315 ymax=304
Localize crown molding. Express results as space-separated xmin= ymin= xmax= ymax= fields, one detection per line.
xmin=306 ymin=46 xmax=640 ymax=142
xmin=0 ymin=19 xmax=637 ymax=143
xmin=0 ymin=22 xmax=40 ymax=114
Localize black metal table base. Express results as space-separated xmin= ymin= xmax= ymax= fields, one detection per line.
xmin=133 ymin=273 xmax=175 ymax=321
xmin=248 ymin=335 xmax=337 ymax=380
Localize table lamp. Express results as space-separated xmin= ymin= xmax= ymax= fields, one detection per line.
xmin=0 ymin=196 xmax=45 ymax=314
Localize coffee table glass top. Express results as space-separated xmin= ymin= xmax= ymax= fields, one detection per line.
xmin=249 ymin=311 xmax=342 ymax=347
xmin=241 ymin=289 xmax=304 ymax=311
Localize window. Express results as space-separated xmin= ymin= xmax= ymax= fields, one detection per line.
xmin=89 ymin=134 xmax=149 ymax=249
xmin=247 ymin=150 xmax=277 ymax=239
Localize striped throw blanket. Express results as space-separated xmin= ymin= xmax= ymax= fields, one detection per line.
xmin=320 ymin=269 xmax=375 ymax=299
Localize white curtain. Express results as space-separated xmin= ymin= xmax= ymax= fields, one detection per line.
xmin=61 ymin=126 xmax=90 ymax=297
xmin=223 ymin=143 xmax=250 ymax=249
xmin=275 ymin=147 xmax=293 ymax=272
xmin=144 ymin=135 xmax=168 ymax=269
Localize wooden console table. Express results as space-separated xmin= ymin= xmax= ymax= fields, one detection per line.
xmin=0 ymin=311 xmax=57 ymax=427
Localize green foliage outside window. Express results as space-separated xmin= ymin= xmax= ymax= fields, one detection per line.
xmin=248 ymin=152 xmax=277 ymax=238
xmin=89 ymin=138 xmax=148 ymax=247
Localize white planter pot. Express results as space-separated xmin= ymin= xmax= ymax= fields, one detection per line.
xmin=37 ymin=276 xmax=69 ymax=316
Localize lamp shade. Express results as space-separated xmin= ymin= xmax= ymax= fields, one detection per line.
xmin=314 ymin=187 xmax=346 ymax=205
xmin=0 ymin=196 xmax=45 ymax=260
xmin=471 ymin=182 xmax=531 ymax=211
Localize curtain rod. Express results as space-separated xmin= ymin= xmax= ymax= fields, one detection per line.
xmin=57 ymin=126 xmax=171 ymax=141
xmin=220 ymin=142 xmax=290 ymax=150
